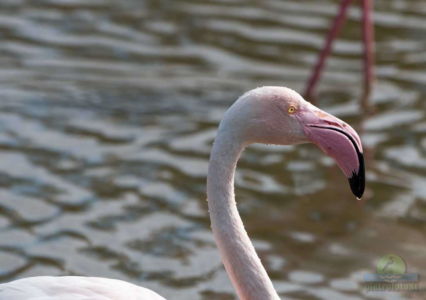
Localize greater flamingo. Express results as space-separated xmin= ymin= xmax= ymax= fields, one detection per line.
xmin=305 ymin=0 xmax=375 ymax=109
xmin=0 ymin=86 xmax=365 ymax=299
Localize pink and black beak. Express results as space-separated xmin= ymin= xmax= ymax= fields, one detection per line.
xmin=297 ymin=106 xmax=365 ymax=199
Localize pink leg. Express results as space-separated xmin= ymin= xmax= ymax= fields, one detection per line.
xmin=304 ymin=0 xmax=354 ymax=101
xmin=361 ymin=0 xmax=375 ymax=110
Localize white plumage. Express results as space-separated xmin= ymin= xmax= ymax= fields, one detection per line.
xmin=0 ymin=276 xmax=165 ymax=300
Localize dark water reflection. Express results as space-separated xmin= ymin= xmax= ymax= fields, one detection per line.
xmin=0 ymin=0 xmax=425 ymax=299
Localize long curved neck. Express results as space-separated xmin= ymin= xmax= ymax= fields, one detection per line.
xmin=207 ymin=127 xmax=279 ymax=300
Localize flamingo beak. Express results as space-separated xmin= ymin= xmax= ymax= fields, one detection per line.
xmin=297 ymin=108 xmax=365 ymax=199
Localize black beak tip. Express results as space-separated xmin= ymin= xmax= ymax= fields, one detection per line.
xmin=348 ymin=153 xmax=365 ymax=199
xmin=349 ymin=174 xmax=365 ymax=199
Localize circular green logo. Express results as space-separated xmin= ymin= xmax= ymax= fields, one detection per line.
xmin=376 ymin=254 xmax=406 ymax=275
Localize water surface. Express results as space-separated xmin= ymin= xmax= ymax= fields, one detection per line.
xmin=0 ymin=0 xmax=425 ymax=299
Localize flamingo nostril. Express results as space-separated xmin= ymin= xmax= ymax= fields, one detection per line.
xmin=323 ymin=120 xmax=340 ymax=127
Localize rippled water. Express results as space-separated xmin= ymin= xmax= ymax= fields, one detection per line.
xmin=0 ymin=0 xmax=425 ymax=299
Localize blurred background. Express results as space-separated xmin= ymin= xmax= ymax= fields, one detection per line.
xmin=0 ymin=0 xmax=425 ymax=299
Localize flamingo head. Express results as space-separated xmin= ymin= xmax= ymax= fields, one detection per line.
xmin=224 ymin=86 xmax=365 ymax=198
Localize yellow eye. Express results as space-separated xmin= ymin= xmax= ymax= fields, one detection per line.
xmin=288 ymin=105 xmax=296 ymax=114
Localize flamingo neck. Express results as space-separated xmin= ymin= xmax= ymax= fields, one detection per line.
xmin=207 ymin=127 xmax=279 ymax=300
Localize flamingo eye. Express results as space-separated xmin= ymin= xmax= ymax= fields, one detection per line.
xmin=288 ymin=105 xmax=297 ymax=114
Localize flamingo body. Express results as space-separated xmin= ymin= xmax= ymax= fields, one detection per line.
xmin=0 ymin=87 xmax=364 ymax=300
xmin=0 ymin=276 xmax=165 ymax=300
